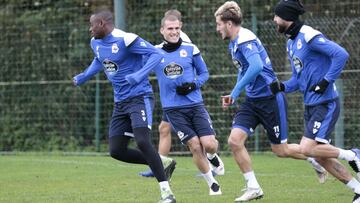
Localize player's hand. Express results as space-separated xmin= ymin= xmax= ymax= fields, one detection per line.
xmin=310 ymin=79 xmax=329 ymax=94
xmin=269 ymin=79 xmax=285 ymax=95
xmin=221 ymin=95 xmax=234 ymax=110
xmin=176 ymin=82 xmax=196 ymax=95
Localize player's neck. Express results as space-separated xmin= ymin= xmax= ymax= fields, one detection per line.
xmin=230 ymin=26 xmax=240 ymax=41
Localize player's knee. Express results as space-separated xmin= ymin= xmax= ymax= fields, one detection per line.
xmin=159 ymin=122 xmax=171 ymax=134
xmin=228 ymin=136 xmax=245 ymax=150
xmin=109 ymin=147 xmax=125 ymax=160
xmin=272 ymin=149 xmax=288 ymax=158
xmin=300 ymin=145 xmax=312 ymax=157
xmin=203 ymin=141 xmax=217 ymax=153
xmin=187 ymin=139 xmax=202 ymax=154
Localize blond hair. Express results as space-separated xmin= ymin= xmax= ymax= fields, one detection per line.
xmin=161 ymin=14 xmax=179 ymax=27
xmin=214 ymin=1 xmax=242 ymax=25
xmin=164 ymin=9 xmax=182 ymax=21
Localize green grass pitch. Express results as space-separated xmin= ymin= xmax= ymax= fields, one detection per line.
xmin=0 ymin=153 xmax=353 ymax=203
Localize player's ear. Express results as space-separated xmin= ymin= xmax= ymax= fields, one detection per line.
xmin=227 ymin=20 xmax=232 ymax=28
xmin=160 ymin=27 xmax=164 ymax=35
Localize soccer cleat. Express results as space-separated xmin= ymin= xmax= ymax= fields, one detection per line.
xmin=139 ymin=168 xmax=154 ymax=177
xmin=209 ymin=182 xmax=222 ymax=196
xmin=311 ymin=161 xmax=328 ymax=184
xmin=348 ymin=148 xmax=360 ymax=179
xmin=353 ymin=193 xmax=360 ymax=203
xmin=234 ymin=187 xmax=264 ymax=202
xmin=159 ymin=189 xmax=176 ymax=203
xmin=208 ymin=153 xmax=225 ymax=176
xmin=162 ymin=158 xmax=176 ymax=181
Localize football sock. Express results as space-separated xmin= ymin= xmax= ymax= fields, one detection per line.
xmin=133 ymin=127 xmax=167 ymax=182
xmin=159 ymin=181 xmax=171 ymax=192
xmin=346 ymin=178 xmax=360 ymax=194
xmin=244 ymin=171 xmax=260 ymax=189
xmin=202 ymin=169 xmax=217 ymax=187
xmin=338 ymin=149 xmax=356 ymax=161
xmin=307 ymin=157 xmax=324 ymax=172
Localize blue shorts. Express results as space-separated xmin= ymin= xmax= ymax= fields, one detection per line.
xmin=164 ymin=105 xmax=216 ymax=144
xmin=109 ymin=94 xmax=154 ymax=138
xmin=161 ymin=112 xmax=169 ymax=123
xmin=233 ymin=93 xmax=288 ymax=144
xmin=304 ymin=98 xmax=340 ymax=144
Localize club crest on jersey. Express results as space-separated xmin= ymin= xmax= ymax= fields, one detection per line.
xmin=297 ymin=39 xmax=302 ymax=50
xmin=111 ymin=43 xmax=119 ymax=53
xmin=232 ymin=58 xmax=243 ymax=71
xmin=292 ymin=55 xmax=303 ymax=73
xmin=179 ymin=49 xmax=187 ymax=57
xmin=313 ymin=121 xmax=321 ymax=134
xmin=103 ymin=59 xmax=118 ymax=73
xmin=163 ymin=62 xmax=183 ymax=79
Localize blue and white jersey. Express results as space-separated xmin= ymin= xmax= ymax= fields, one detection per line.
xmin=180 ymin=31 xmax=191 ymax=43
xmin=153 ymin=41 xmax=208 ymax=108
xmin=283 ymin=25 xmax=349 ymax=105
xmin=73 ymin=28 xmax=163 ymax=102
xmin=229 ymin=28 xmax=276 ymax=98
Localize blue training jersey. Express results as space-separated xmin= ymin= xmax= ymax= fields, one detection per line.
xmin=283 ymin=25 xmax=349 ymax=105
xmin=229 ymin=28 xmax=276 ymax=99
xmin=73 ymin=28 xmax=163 ymax=102
xmin=153 ymin=41 xmax=208 ymax=108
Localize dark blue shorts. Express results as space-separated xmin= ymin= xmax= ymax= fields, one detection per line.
xmin=304 ymin=98 xmax=340 ymax=143
xmin=164 ymin=105 xmax=216 ymax=144
xmin=109 ymin=94 xmax=154 ymax=138
xmin=232 ymin=93 xmax=288 ymax=144
xmin=161 ymin=112 xmax=169 ymax=123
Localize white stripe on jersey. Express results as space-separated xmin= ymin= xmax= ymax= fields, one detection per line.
xmin=300 ymin=25 xmax=322 ymax=43
xmin=112 ymin=28 xmax=138 ymax=46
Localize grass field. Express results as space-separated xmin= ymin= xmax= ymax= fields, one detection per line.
xmin=0 ymin=152 xmax=354 ymax=203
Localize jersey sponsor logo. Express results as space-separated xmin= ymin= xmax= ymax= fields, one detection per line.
xmin=111 ymin=43 xmax=119 ymax=53
xmin=313 ymin=121 xmax=321 ymax=134
xmin=102 ymin=59 xmax=118 ymax=73
xmin=232 ymin=58 xmax=243 ymax=71
xmin=179 ymin=49 xmax=187 ymax=57
xmin=163 ymin=62 xmax=183 ymax=79
xmin=292 ymin=55 xmax=303 ymax=73
xmin=297 ymin=39 xmax=302 ymax=50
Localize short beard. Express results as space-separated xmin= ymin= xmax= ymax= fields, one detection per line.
xmin=277 ymin=25 xmax=287 ymax=34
